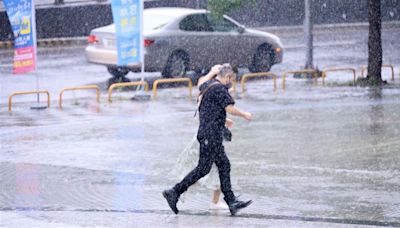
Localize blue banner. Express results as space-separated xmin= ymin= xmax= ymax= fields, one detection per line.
xmin=111 ymin=0 xmax=142 ymax=66
xmin=3 ymin=0 xmax=37 ymax=74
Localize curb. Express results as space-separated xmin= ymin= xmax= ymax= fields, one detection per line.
xmin=0 ymin=37 xmax=87 ymax=50
xmin=257 ymin=21 xmax=400 ymax=34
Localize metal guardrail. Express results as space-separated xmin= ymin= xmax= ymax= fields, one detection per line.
xmin=152 ymin=78 xmax=192 ymax=98
xmin=53 ymin=0 xmax=107 ymax=5
xmin=322 ymin=67 xmax=357 ymax=84
xmin=0 ymin=37 xmax=87 ymax=50
xmin=240 ymin=72 xmax=277 ymax=92
xmin=282 ymin=69 xmax=319 ymax=89
xmin=8 ymin=90 xmax=50 ymax=112
xmin=0 ymin=0 xmax=106 ymax=10
xmin=108 ymin=81 xmax=149 ymax=102
xmin=59 ymin=85 xmax=100 ymax=109
xmin=360 ymin=64 xmax=395 ymax=81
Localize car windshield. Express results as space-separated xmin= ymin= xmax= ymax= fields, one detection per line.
xmin=143 ymin=12 xmax=175 ymax=31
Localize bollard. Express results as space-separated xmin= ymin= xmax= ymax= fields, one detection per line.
xmin=322 ymin=68 xmax=357 ymax=85
xmin=108 ymin=81 xmax=149 ymax=102
xmin=8 ymin=90 xmax=50 ymax=112
xmin=282 ymin=69 xmax=318 ymax=89
xmin=152 ymin=78 xmax=192 ymax=98
xmin=241 ymin=72 xmax=277 ymax=93
xmin=59 ymin=85 xmax=100 ymax=109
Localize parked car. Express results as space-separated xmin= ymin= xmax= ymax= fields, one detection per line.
xmin=85 ymin=7 xmax=283 ymax=81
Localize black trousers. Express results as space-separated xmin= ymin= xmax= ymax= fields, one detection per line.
xmin=173 ymin=137 xmax=235 ymax=204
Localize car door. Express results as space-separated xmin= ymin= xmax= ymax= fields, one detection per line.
xmin=177 ymin=14 xmax=219 ymax=70
xmin=206 ymin=15 xmax=246 ymax=68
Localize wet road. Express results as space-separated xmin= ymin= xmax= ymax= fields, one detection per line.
xmin=1 ymin=83 xmax=400 ymax=227
xmin=1 ymin=24 xmax=400 ymax=227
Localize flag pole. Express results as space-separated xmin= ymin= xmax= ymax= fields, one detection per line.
xmin=134 ymin=0 xmax=150 ymax=100
xmin=30 ymin=0 xmax=46 ymax=110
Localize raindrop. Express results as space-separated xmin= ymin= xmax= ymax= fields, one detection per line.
xmin=389 ymin=11 xmax=394 ymax=17
xmin=342 ymin=14 xmax=347 ymax=20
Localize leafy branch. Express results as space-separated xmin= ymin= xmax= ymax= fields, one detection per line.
xmin=207 ymin=0 xmax=253 ymax=19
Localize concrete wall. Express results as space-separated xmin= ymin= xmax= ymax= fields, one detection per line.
xmin=1 ymin=0 xmax=399 ymax=41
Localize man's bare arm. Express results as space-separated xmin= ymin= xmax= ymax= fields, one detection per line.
xmin=225 ymin=105 xmax=252 ymax=121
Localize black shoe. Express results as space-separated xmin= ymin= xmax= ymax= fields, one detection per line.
xmin=228 ymin=199 xmax=252 ymax=216
xmin=162 ymin=189 xmax=179 ymax=214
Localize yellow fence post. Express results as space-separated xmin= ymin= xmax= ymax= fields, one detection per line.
xmin=59 ymin=85 xmax=100 ymax=109
xmin=108 ymin=81 xmax=149 ymax=102
xmin=240 ymin=72 xmax=277 ymax=93
xmin=383 ymin=64 xmax=395 ymax=81
xmin=361 ymin=64 xmax=395 ymax=81
xmin=8 ymin=90 xmax=50 ymax=112
xmin=152 ymin=78 xmax=192 ymax=98
xmin=231 ymin=78 xmax=237 ymax=93
xmin=322 ymin=68 xmax=357 ymax=84
xmin=282 ymin=69 xmax=318 ymax=89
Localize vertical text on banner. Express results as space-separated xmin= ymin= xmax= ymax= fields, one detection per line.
xmin=3 ymin=0 xmax=37 ymax=74
xmin=111 ymin=0 xmax=142 ymax=66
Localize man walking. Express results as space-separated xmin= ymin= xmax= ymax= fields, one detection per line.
xmin=163 ymin=64 xmax=252 ymax=216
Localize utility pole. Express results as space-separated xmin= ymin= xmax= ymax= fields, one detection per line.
xmin=304 ymin=0 xmax=313 ymax=69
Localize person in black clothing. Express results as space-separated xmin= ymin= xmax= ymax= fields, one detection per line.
xmin=163 ymin=64 xmax=252 ymax=216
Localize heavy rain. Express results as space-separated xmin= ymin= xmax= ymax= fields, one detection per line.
xmin=1 ymin=0 xmax=400 ymax=227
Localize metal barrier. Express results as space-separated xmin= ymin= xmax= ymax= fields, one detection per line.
xmin=322 ymin=67 xmax=357 ymax=84
xmin=361 ymin=64 xmax=395 ymax=81
xmin=240 ymin=72 xmax=277 ymax=92
xmin=152 ymin=78 xmax=192 ymax=98
xmin=282 ymin=69 xmax=319 ymax=89
xmin=59 ymin=85 xmax=100 ymax=109
xmin=108 ymin=81 xmax=149 ymax=102
xmin=8 ymin=90 xmax=50 ymax=112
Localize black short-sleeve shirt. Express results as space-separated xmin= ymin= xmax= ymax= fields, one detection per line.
xmin=197 ymin=79 xmax=235 ymax=141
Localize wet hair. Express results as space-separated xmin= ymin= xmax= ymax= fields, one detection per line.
xmin=232 ymin=65 xmax=238 ymax=74
xmin=218 ymin=63 xmax=235 ymax=78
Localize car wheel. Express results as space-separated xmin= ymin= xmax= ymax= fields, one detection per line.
xmin=162 ymin=52 xmax=189 ymax=78
xmin=249 ymin=45 xmax=274 ymax=73
xmin=107 ymin=66 xmax=130 ymax=78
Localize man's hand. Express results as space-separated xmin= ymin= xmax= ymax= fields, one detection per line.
xmin=209 ymin=64 xmax=222 ymax=76
xmin=243 ymin=112 xmax=252 ymax=121
xmin=197 ymin=64 xmax=222 ymax=87
xmin=225 ymin=118 xmax=234 ymax=128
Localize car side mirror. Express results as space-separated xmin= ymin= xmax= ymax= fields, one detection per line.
xmin=238 ymin=26 xmax=245 ymax=34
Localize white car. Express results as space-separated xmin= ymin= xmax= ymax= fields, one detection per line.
xmin=85 ymin=7 xmax=283 ymax=80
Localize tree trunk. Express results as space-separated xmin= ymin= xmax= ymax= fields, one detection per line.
xmin=367 ymin=0 xmax=382 ymax=84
